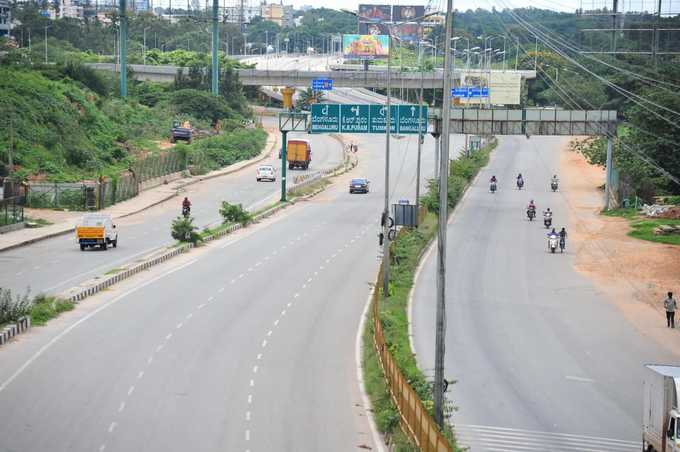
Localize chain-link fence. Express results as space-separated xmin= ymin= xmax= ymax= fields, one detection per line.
xmin=26 ymin=183 xmax=88 ymax=210
xmin=25 ymin=150 xmax=187 ymax=210
xmin=132 ymin=150 xmax=186 ymax=183
xmin=0 ymin=197 xmax=24 ymax=227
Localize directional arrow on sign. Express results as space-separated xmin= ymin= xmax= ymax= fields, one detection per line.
xmin=351 ymin=106 xmax=359 ymax=116
xmin=410 ymin=106 xmax=416 ymax=116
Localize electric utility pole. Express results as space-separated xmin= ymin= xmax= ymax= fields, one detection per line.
xmin=211 ymin=0 xmax=218 ymax=95
xmin=434 ymin=0 xmax=454 ymax=428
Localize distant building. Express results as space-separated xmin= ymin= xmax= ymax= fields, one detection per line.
xmin=134 ymin=0 xmax=150 ymax=12
xmin=261 ymin=2 xmax=293 ymax=27
xmin=224 ymin=4 xmax=261 ymax=25
xmin=0 ymin=0 xmax=13 ymax=38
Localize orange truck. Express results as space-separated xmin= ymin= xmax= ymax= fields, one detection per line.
xmin=286 ymin=139 xmax=312 ymax=170
xmin=76 ymin=213 xmax=118 ymax=251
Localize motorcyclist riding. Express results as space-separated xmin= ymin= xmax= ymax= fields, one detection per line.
xmin=489 ymin=175 xmax=498 ymax=193
xmin=490 ymin=175 xmax=498 ymax=184
xmin=517 ymin=173 xmax=524 ymax=189
xmin=182 ymin=197 xmax=191 ymax=217
xmin=528 ymin=199 xmax=536 ymax=210
xmin=543 ymin=207 xmax=552 ymax=217
xmin=559 ymin=227 xmax=567 ymax=251
xmin=547 ymin=227 xmax=558 ymax=238
xmin=551 ymin=174 xmax=559 ymax=191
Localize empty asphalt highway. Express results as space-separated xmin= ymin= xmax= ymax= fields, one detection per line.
xmin=0 ymin=119 xmax=341 ymax=296
xmin=0 ymin=127 xmax=437 ymax=451
xmin=411 ymin=136 xmax=677 ymax=451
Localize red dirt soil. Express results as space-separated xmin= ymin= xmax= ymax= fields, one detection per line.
xmin=561 ymin=141 xmax=680 ymax=357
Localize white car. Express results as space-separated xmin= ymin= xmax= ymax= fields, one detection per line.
xmin=256 ymin=165 xmax=276 ymax=182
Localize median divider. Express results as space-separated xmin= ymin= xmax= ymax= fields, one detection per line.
xmin=370 ymin=265 xmax=452 ymax=452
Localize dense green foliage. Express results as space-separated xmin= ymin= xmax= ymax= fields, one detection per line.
xmin=0 ymin=54 xmax=257 ymax=181
xmin=219 ymin=201 xmax=252 ymax=226
xmin=171 ymin=216 xmax=201 ymax=244
xmin=179 ymin=127 xmax=266 ymax=174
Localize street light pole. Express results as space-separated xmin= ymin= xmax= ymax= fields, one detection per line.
xmin=382 ymin=32 xmax=393 ymax=297
xmin=434 ymin=0 xmax=454 ymax=428
xmin=43 ymin=25 xmax=49 ymax=64
xmin=143 ymin=27 xmax=149 ymax=65
xmin=119 ymin=0 xmax=128 ymax=98
xmin=211 ymin=0 xmax=219 ymax=95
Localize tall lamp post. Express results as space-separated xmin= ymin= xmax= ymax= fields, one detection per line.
xmin=43 ymin=25 xmax=51 ymax=64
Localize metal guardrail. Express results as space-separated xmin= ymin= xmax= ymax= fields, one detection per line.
xmin=371 ymin=267 xmax=452 ymax=452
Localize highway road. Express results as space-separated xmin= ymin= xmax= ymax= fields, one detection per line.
xmin=411 ymin=136 xmax=676 ymax=451
xmin=0 ymin=118 xmax=342 ymax=296
xmin=0 ymin=125 xmax=438 ymax=451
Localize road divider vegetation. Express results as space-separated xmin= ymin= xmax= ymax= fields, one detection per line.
xmin=362 ymin=138 xmax=497 ymax=451
xmin=1 ymin=288 xmax=74 ymax=346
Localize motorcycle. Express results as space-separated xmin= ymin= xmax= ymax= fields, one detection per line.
xmin=182 ymin=206 xmax=191 ymax=218
xmin=559 ymin=237 xmax=565 ymax=253
xmin=527 ymin=207 xmax=536 ymax=221
xmin=551 ymin=181 xmax=558 ymax=192
xmin=490 ymin=182 xmax=497 ymax=193
xmin=517 ymin=178 xmax=524 ymax=190
xmin=548 ymin=235 xmax=558 ymax=253
xmin=544 ymin=213 xmax=552 ymax=229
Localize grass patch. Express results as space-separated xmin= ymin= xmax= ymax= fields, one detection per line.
xmin=602 ymin=209 xmax=680 ymax=245
xmin=199 ymin=222 xmax=235 ymax=240
xmin=602 ymin=208 xmax=638 ymax=219
xmin=104 ymin=268 xmax=124 ymax=275
xmin=25 ymin=217 xmax=53 ymax=227
xmin=361 ymin=139 xmax=497 ymax=450
xmin=288 ymin=178 xmax=331 ymax=198
xmin=629 ymin=218 xmax=680 ymax=245
xmin=30 ymin=295 xmax=75 ymax=326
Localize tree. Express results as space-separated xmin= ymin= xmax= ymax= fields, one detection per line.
xmin=297 ymin=88 xmax=325 ymax=110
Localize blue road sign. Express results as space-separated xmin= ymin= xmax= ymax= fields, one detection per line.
xmin=451 ymin=86 xmax=489 ymax=98
xmin=312 ymin=79 xmax=333 ymax=91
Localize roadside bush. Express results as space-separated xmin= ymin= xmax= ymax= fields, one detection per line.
xmin=167 ymin=89 xmax=234 ymax=122
xmin=171 ymin=216 xmax=201 ymax=244
xmin=0 ymin=288 xmax=32 ymax=325
xmin=30 ymin=295 xmax=74 ymax=326
xmin=62 ymin=61 xmax=110 ymax=97
xmin=219 ymin=201 xmax=252 ymax=226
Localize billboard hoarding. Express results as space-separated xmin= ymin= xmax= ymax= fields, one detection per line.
xmin=358 ymin=4 xmax=391 ymax=21
xmin=455 ymin=72 xmax=521 ymax=105
xmin=359 ymin=22 xmax=390 ymax=35
xmin=393 ymin=23 xmax=422 ymax=43
xmin=392 ymin=5 xmax=424 ymax=21
xmin=342 ymin=34 xmax=389 ymax=60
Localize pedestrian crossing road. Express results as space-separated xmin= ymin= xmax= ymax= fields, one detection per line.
xmin=455 ymin=424 xmax=641 ymax=452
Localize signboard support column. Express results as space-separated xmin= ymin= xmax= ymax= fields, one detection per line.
xmin=605 ymin=136 xmax=613 ymax=210
xmin=280 ymin=131 xmax=288 ymax=202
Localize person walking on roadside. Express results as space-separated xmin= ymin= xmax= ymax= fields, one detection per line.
xmin=664 ymin=292 xmax=677 ymax=328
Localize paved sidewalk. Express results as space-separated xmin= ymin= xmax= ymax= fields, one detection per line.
xmin=0 ymin=130 xmax=278 ymax=252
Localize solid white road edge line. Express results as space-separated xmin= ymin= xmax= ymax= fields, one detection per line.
xmin=355 ymin=287 xmax=387 ymax=452
xmin=0 ymin=258 xmax=198 ymax=393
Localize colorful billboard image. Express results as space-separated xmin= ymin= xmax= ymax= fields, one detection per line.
xmin=394 ymin=23 xmax=423 ymax=43
xmin=359 ymin=22 xmax=390 ymax=35
xmin=342 ymin=34 xmax=390 ymax=59
xmin=358 ymin=4 xmax=391 ymax=21
xmin=392 ymin=5 xmax=424 ymax=21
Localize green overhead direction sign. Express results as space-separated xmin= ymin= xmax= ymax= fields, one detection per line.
xmin=311 ymin=104 xmax=427 ymax=134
